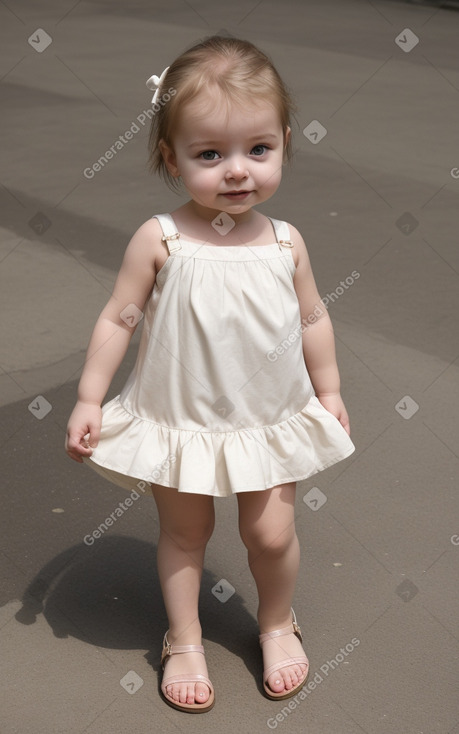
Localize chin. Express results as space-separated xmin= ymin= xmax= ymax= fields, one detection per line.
xmin=221 ymin=203 xmax=253 ymax=214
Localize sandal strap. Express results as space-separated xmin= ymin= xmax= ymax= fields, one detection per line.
xmin=161 ymin=631 xmax=205 ymax=668
xmin=164 ymin=643 xmax=205 ymax=655
xmin=263 ymin=655 xmax=309 ymax=682
xmin=259 ymin=625 xmax=295 ymax=643
xmin=259 ymin=608 xmax=303 ymax=645
xmin=161 ymin=673 xmax=214 ymax=692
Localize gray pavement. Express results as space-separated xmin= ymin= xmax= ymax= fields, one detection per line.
xmin=1 ymin=1 xmax=459 ymax=732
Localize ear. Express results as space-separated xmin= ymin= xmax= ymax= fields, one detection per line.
xmin=282 ymin=125 xmax=291 ymax=164
xmin=159 ymin=138 xmax=180 ymax=177
xmin=284 ymin=125 xmax=291 ymax=149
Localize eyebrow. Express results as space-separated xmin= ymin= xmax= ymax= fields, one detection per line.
xmin=187 ymin=133 xmax=280 ymax=150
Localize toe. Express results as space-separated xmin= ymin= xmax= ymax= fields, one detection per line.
xmin=267 ymin=663 xmax=307 ymax=694
xmin=289 ymin=665 xmax=301 ymax=687
xmin=179 ymin=683 xmax=189 ymax=704
xmin=167 ymin=681 xmax=210 ymax=706
xmin=282 ymin=668 xmax=296 ymax=690
xmin=195 ymin=681 xmax=210 ymax=704
xmin=292 ymin=663 xmax=308 ymax=687
xmin=186 ymin=683 xmax=195 ymax=705
xmin=288 ymin=663 xmax=307 ymax=688
xmin=166 ymin=683 xmax=180 ymax=703
xmin=267 ymin=672 xmax=285 ymax=693
xmin=297 ymin=663 xmax=308 ymax=683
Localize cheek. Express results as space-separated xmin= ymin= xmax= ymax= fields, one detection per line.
xmin=186 ymin=164 xmax=218 ymax=188
xmin=260 ymin=165 xmax=282 ymax=190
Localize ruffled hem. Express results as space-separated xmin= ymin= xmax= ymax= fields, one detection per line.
xmin=82 ymin=395 xmax=355 ymax=497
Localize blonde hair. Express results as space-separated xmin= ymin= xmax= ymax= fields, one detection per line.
xmin=147 ymin=35 xmax=297 ymax=192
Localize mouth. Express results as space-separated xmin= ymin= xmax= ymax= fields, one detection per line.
xmin=222 ymin=190 xmax=252 ymax=199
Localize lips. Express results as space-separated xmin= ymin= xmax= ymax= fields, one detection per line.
xmin=223 ymin=190 xmax=252 ymax=198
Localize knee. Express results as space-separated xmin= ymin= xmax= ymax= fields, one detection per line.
xmin=239 ymin=523 xmax=296 ymax=558
xmin=163 ymin=516 xmax=215 ymax=552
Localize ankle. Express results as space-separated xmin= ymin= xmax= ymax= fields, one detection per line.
xmin=258 ymin=612 xmax=293 ymax=635
xmin=167 ymin=619 xmax=202 ymax=645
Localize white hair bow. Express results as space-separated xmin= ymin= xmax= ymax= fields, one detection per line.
xmin=146 ymin=66 xmax=170 ymax=104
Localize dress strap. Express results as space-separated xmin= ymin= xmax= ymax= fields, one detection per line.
xmin=268 ymin=217 xmax=294 ymax=250
xmin=152 ymin=213 xmax=182 ymax=254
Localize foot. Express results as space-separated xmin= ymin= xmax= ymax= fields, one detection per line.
xmin=260 ymin=619 xmax=308 ymax=695
xmin=162 ymin=637 xmax=211 ymax=707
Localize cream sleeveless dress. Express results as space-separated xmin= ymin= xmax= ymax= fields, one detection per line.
xmin=83 ymin=213 xmax=355 ymax=497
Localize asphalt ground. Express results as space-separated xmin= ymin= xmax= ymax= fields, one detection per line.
xmin=1 ymin=1 xmax=458 ymax=732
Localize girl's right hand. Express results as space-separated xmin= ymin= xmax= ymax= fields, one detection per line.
xmin=65 ymin=401 xmax=102 ymax=463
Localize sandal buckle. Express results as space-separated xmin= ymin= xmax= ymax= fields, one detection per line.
xmin=161 ymin=633 xmax=174 ymax=668
xmin=293 ymin=620 xmax=303 ymax=642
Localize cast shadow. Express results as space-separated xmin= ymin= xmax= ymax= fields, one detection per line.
xmin=14 ymin=534 xmax=263 ymax=692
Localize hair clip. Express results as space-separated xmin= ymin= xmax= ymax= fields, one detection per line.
xmin=146 ymin=66 xmax=170 ymax=104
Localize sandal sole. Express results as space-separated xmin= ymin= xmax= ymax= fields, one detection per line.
xmin=161 ymin=690 xmax=215 ymax=713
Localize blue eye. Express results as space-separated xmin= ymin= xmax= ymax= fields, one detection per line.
xmin=200 ymin=150 xmax=220 ymax=160
xmin=251 ymin=145 xmax=268 ymax=156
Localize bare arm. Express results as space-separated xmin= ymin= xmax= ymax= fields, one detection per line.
xmin=290 ymin=225 xmax=350 ymax=435
xmin=65 ymin=217 xmax=164 ymax=460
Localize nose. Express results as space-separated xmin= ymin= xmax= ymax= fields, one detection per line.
xmin=224 ymin=155 xmax=249 ymax=181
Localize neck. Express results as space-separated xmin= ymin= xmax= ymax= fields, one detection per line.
xmin=187 ymin=200 xmax=254 ymax=226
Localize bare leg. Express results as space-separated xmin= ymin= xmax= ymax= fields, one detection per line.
xmin=237 ymin=482 xmax=308 ymax=694
xmin=152 ymin=484 xmax=215 ymax=706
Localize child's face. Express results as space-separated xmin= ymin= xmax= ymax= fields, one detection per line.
xmin=160 ymin=93 xmax=289 ymax=219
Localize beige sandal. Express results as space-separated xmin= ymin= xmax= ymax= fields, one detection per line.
xmin=259 ymin=608 xmax=309 ymax=700
xmin=160 ymin=631 xmax=215 ymax=713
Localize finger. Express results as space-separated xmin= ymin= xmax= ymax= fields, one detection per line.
xmin=65 ymin=442 xmax=84 ymax=462
xmin=87 ymin=423 xmax=100 ymax=448
xmin=67 ymin=434 xmax=94 ymax=456
xmin=341 ymin=417 xmax=351 ymax=435
xmin=67 ymin=451 xmax=84 ymax=463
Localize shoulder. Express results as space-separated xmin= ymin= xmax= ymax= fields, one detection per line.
xmin=280 ymin=221 xmax=321 ymax=308
xmin=128 ymin=216 xmax=164 ymax=248
xmin=277 ymin=220 xmax=310 ymax=270
xmin=122 ymin=216 xmax=167 ymax=271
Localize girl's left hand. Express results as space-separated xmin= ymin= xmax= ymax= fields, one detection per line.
xmin=317 ymin=392 xmax=351 ymax=436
